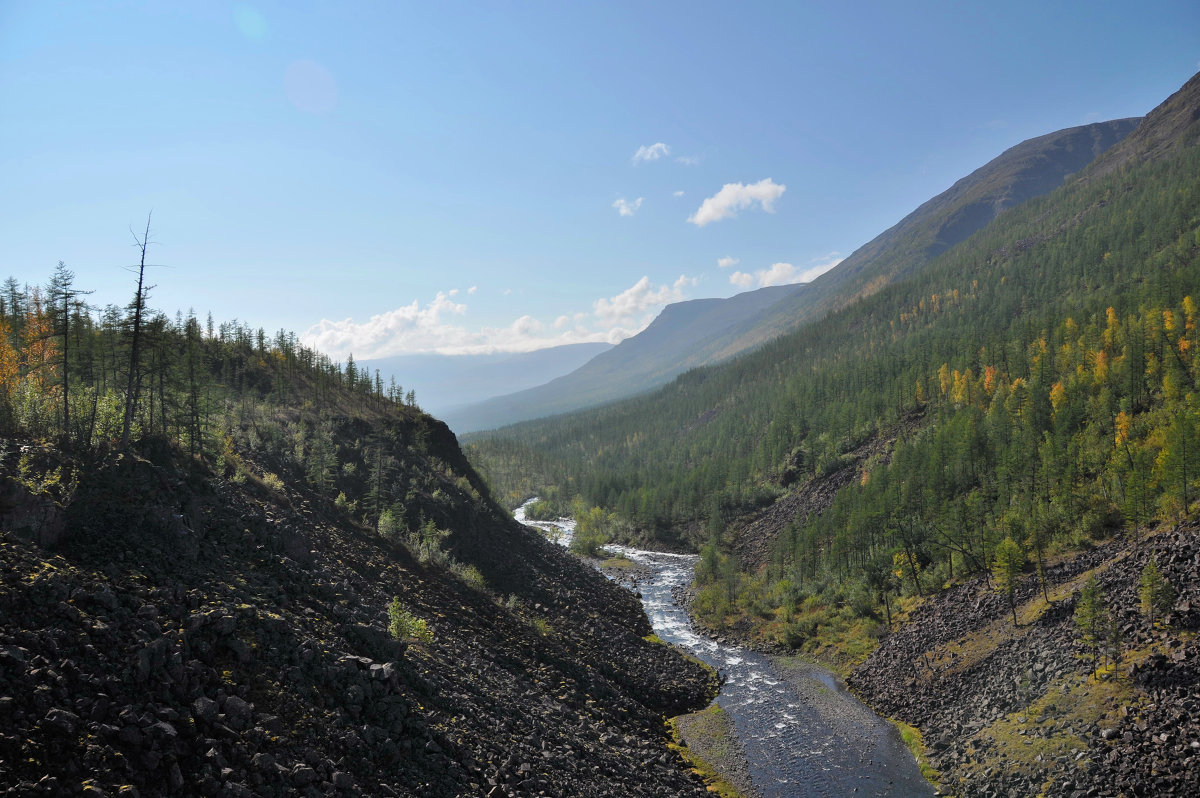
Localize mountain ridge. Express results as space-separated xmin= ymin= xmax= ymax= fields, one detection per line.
xmin=454 ymin=117 xmax=1140 ymax=433
xmin=446 ymin=283 xmax=802 ymax=432
xmin=362 ymin=341 xmax=613 ymax=420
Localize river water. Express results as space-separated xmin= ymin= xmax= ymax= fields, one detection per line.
xmin=516 ymin=502 xmax=935 ymax=798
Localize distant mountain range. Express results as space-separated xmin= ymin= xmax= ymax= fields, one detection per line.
xmin=360 ymin=341 xmax=611 ymax=420
xmin=442 ymin=284 xmax=801 ymax=432
xmin=449 ymin=117 xmax=1141 ymax=434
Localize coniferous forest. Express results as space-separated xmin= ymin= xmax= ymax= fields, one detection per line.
xmin=468 ymin=88 xmax=1200 ymax=653
xmin=0 ymin=244 xmax=477 ymax=535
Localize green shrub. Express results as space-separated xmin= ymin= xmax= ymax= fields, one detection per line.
xmin=378 ymin=507 xmax=403 ymax=540
xmin=387 ymin=597 xmax=432 ymax=644
xmin=453 ymin=562 xmax=486 ymax=589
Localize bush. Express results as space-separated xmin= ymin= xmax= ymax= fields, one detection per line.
xmin=378 ymin=507 xmax=402 ymax=540
xmin=387 ymin=597 xmax=432 ymax=644
xmin=569 ymin=526 xmax=608 ymax=558
xmin=453 ymin=562 xmax=486 ymax=589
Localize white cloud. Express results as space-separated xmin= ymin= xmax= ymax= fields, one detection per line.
xmin=675 ymin=155 xmax=700 ymax=166
xmin=511 ymin=315 xmax=543 ymax=336
xmin=673 ymin=190 xmax=684 ymax=197
xmin=717 ymin=256 xmax=739 ymax=269
xmin=613 ymin=197 xmax=643 ymax=217
xmin=448 ymin=288 xmax=460 ymax=296
xmin=688 ymin=178 xmax=786 ymax=227
xmin=593 ymin=275 xmax=692 ymax=323
xmin=727 ymin=253 xmax=844 ymax=290
xmin=302 ymin=291 xmax=469 ymax=359
xmin=467 ymin=285 xmax=478 ymax=295
xmin=303 ymin=275 xmax=702 ymax=358
xmin=633 ymin=142 xmax=671 ymax=163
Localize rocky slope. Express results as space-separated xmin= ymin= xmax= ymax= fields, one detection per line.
xmin=848 ymin=523 xmax=1200 ymax=797
xmin=0 ymin=433 xmax=718 ymax=797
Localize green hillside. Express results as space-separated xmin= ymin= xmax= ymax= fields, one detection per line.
xmin=453 ymin=120 xmax=1139 ymax=435
xmin=468 ymin=71 xmax=1200 ymax=646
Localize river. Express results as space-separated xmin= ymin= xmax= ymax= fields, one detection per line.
xmin=516 ymin=501 xmax=935 ymax=798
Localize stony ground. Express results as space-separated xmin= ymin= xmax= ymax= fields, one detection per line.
xmin=0 ymin=444 xmax=718 ymax=797
xmin=848 ymin=523 xmax=1200 ymax=797
xmin=672 ymin=703 xmax=758 ymax=798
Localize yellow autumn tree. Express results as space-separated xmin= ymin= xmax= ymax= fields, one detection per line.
xmin=1049 ymin=381 xmax=1067 ymax=418
xmin=0 ymin=317 xmax=18 ymax=429
xmin=21 ymin=288 xmax=58 ymax=392
xmin=1103 ymin=306 xmax=1120 ymax=349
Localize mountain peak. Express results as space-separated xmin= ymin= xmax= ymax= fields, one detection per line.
xmin=1086 ymin=69 xmax=1200 ymax=178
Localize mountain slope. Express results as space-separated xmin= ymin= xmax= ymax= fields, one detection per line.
xmin=456 ymin=118 xmax=1139 ymax=433
xmin=1086 ymin=71 xmax=1200 ymax=178
xmin=446 ymin=283 xmax=802 ymax=432
xmin=469 ymin=70 xmax=1200 ymax=562
xmin=706 ymin=116 xmax=1141 ymax=359
xmin=467 ymin=66 xmax=1200 ymax=798
xmin=0 ymin=297 xmax=717 ymax=795
xmin=361 ymin=341 xmax=612 ymax=420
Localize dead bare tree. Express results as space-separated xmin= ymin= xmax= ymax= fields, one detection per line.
xmin=121 ymin=213 xmax=158 ymax=447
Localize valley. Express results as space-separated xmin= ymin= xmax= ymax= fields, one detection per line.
xmin=465 ymin=70 xmax=1200 ymax=796
xmin=3 ymin=9 xmax=1199 ymax=795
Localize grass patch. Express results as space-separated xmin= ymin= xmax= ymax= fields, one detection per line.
xmin=956 ymin=663 xmax=1146 ymax=793
xmin=599 ymin=555 xmax=637 ymax=570
xmin=891 ymin=718 xmax=941 ymax=787
xmin=768 ymin=605 xmax=888 ymax=677
xmin=667 ymin=704 xmax=750 ymax=798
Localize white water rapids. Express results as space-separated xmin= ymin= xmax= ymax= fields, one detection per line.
xmin=516 ymin=500 xmax=934 ymax=797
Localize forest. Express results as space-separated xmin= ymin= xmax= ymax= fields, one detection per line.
xmin=0 ymin=231 xmax=503 ymax=560
xmin=467 ymin=123 xmax=1200 ymax=655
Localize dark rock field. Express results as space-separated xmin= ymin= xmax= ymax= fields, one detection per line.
xmin=849 ymin=523 xmax=1200 ymax=797
xmin=0 ymin=444 xmax=718 ymax=797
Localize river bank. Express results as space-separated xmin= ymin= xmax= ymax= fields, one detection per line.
xmin=600 ymin=543 xmax=933 ymax=797
xmin=515 ymin=502 xmax=933 ymax=797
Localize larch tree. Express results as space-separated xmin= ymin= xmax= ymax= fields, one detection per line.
xmin=48 ymin=261 xmax=93 ymax=446
xmin=1074 ymin=575 xmax=1108 ymax=676
xmin=992 ymin=537 xmax=1025 ymax=626
xmin=1138 ymin=558 xmax=1175 ymax=626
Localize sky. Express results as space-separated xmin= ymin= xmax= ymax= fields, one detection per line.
xmin=2 ymin=1 xmax=1199 ymax=361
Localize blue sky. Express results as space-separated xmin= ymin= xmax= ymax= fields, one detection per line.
xmin=2 ymin=1 xmax=1198 ymax=359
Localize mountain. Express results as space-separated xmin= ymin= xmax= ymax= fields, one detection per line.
xmin=0 ymin=291 xmax=717 ymax=795
xmin=467 ymin=67 xmax=1200 ymax=798
xmin=445 ymin=283 xmax=803 ymax=432
xmin=1085 ymin=71 xmax=1200 ymax=178
xmin=455 ymin=118 xmax=1139 ymax=434
xmin=360 ymin=341 xmax=612 ymax=420
xmin=469 ymin=74 xmax=1197 ymax=552
xmin=698 ymin=116 xmax=1142 ymax=360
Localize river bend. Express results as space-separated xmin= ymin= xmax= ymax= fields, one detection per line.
xmin=516 ymin=503 xmax=933 ymax=797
